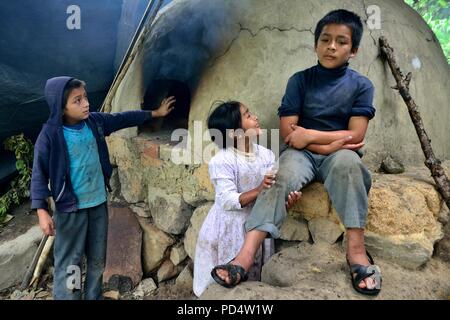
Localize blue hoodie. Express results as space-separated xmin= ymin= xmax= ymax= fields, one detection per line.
xmin=30 ymin=76 xmax=152 ymax=213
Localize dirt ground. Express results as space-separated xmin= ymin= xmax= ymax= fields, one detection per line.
xmin=2 ymin=186 xmax=449 ymax=301
xmin=0 ymin=200 xmax=197 ymax=301
xmin=0 ymin=273 xmax=197 ymax=300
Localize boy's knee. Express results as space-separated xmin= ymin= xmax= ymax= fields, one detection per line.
xmin=275 ymin=170 xmax=292 ymax=186
xmin=331 ymin=150 xmax=363 ymax=172
xmin=277 ymin=150 xmax=311 ymax=186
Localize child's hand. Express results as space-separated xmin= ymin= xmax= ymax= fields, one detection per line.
xmin=258 ymin=172 xmax=276 ymax=192
xmin=152 ymin=96 xmax=176 ymax=118
xmin=37 ymin=209 xmax=55 ymax=236
xmin=286 ymin=191 xmax=302 ymax=209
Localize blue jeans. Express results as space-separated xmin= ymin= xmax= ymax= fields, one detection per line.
xmin=245 ymin=148 xmax=372 ymax=238
xmin=53 ymin=202 xmax=108 ymax=300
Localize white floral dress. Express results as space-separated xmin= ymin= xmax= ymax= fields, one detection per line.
xmin=193 ymin=144 xmax=276 ymax=297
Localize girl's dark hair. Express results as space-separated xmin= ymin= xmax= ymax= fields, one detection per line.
xmin=314 ymin=9 xmax=363 ymax=51
xmin=62 ymin=78 xmax=86 ymax=109
xmin=207 ymin=100 xmax=242 ymax=148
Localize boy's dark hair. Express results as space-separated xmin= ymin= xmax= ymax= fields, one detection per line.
xmin=207 ymin=100 xmax=242 ymax=148
xmin=314 ymin=9 xmax=363 ymax=51
xmin=62 ymin=78 xmax=86 ymax=109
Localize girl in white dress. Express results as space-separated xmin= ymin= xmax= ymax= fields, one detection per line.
xmin=193 ymin=101 xmax=300 ymax=297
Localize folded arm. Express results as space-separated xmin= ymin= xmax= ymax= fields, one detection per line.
xmin=281 ymin=116 xmax=369 ymax=155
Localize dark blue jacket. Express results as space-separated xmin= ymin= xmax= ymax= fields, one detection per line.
xmin=30 ymin=76 xmax=152 ymax=212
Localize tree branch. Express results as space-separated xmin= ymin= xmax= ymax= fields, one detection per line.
xmin=379 ymin=36 xmax=450 ymax=211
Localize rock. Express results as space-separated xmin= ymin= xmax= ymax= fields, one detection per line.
xmin=279 ymin=216 xmax=309 ymax=242
xmin=103 ymin=290 xmax=120 ymax=300
xmin=0 ymin=225 xmax=42 ymax=290
xmin=434 ymin=221 xmax=450 ymax=263
xmin=289 ymin=183 xmax=331 ymax=221
xmin=118 ymin=166 xmax=148 ymax=203
xmin=274 ymin=239 xmax=301 ymax=253
xmin=200 ymin=242 xmax=450 ymax=300
xmin=134 ymin=278 xmax=157 ymax=297
xmin=132 ymin=285 xmax=145 ymax=299
xmin=148 ymin=187 xmax=193 ymax=234
xmin=130 ymin=203 xmax=151 ymax=218
xmin=103 ymin=205 xmax=143 ymax=291
xmin=381 ymin=156 xmax=405 ymax=174
xmin=366 ymin=174 xmax=444 ymax=268
xmin=137 ymin=217 xmax=175 ymax=274
xmin=170 ymin=243 xmax=188 ymax=266
xmin=10 ymin=290 xmax=25 ymax=300
xmin=175 ymin=264 xmax=193 ymax=290
xmin=157 ymin=260 xmax=180 ymax=283
xmin=308 ymin=218 xmax=344 ymax=244
xmin=1 ymin=214 xmax=14 ymax=225
xmin=278 ymin=173 xmax=446 ymax=270
xmin=184 ymin=202 xmax=213 ymax=260
xmin=22 ymin=291 xmax=36 ymax=300
xmin=438 ymin=205 xmax=449 ymax=224
xmin=109 ymin=167 xmax=122 ymax=202
xmin=35 ymin=290 xmax=50 ymax=299
xmin=159 ymin=143 xmax=174 ymax=162
xmin=364 ymin=231 xmax=434 ymax=269
xmin=182 ymin=164 xmax=215 ymax=206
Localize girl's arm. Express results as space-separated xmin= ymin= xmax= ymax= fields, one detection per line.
xmin=238 ymin=173 xmax=275 ymax=207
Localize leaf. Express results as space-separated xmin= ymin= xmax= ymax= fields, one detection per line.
xmin=0 ymin=133 xmax=34 ymax=223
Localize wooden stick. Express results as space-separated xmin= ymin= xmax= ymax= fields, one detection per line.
xmin=19 ymin=235 xmax=48 ymax=290
xmin=379 ymin=36 xmax=450 ymax=211
xmin=29 ymin=235 xmax=55 ymax=288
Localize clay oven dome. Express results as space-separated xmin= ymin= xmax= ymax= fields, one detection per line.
xmin=108 ymin=0 xmax=450 ymax=166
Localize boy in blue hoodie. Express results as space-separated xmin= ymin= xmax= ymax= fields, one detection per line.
xmin=31 ymin=76 xmax=175 ymax=300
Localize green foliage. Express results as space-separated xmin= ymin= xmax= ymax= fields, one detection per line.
xmin=405 ymin=0 xmax=450 ymax=64
xmin=0 ymin=134 xmax=34 ymax=223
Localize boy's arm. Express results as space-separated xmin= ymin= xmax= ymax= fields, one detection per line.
xmin=282 ymin=115 xmax=368 ymax=154
xmin=101 ymin=97 xmax=175 ymax=135
xmin=30 ymin=135 xmax=51 ymax=210
xmin=295 ymin=116 xmax=369 ymax=145
xmin=284 ymin=116 xmax=369 ymax=149
xmin=306 ymin=139 xmax=365 ymax=155
xmin=280 ymin=115 xmax=299 ymax=140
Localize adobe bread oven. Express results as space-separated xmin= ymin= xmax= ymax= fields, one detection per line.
xmin=104 ymin=0 xmax=449 ymax=281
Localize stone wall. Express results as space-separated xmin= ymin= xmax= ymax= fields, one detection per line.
xmin=106 ymin=133 xmax=448 ymax=291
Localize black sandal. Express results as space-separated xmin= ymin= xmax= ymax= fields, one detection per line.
xmin=211 ymin=262 xmax=248 ymax=288
xmin=346 ymin=251 xmax=382 ymax=296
